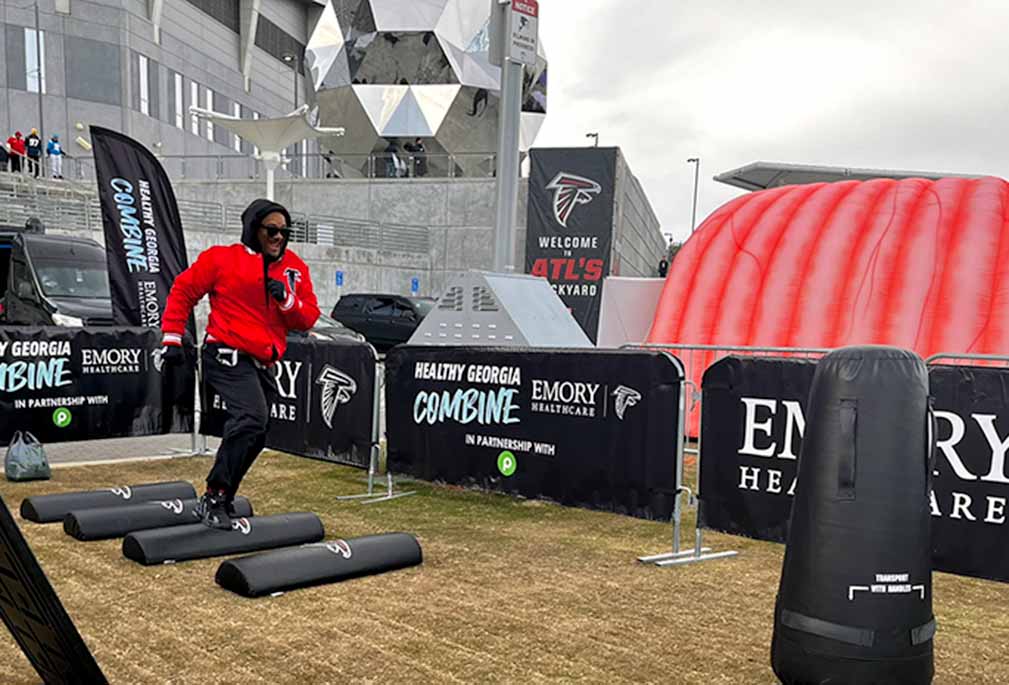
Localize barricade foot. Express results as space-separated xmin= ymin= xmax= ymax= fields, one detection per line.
xmin=637 ymin=547 xmax=711 ymax=564
xmin=655 ymin=550 xmax=738 ymax=567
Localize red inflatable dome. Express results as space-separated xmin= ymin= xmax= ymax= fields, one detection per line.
xmin=649 ymin=177 xmax=1009 ymax=355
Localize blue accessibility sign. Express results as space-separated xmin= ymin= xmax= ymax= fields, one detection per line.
xmin=410 ymin=277 xmax=420 ymax=294
xmin=336 ymin=270 xmax=344 ymax=287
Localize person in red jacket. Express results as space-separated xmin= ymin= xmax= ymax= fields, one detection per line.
xmin=161 ymin=199 xmax=320 ymax=528
xmin=7 ymin=132 xmax=25 ymax=173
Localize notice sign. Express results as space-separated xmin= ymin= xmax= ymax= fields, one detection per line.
xmin=510 ymin=0 xmax=539 ymax=66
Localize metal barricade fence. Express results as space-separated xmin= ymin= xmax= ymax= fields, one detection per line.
xmin=623 ymin=343 xmax=830 ymax=568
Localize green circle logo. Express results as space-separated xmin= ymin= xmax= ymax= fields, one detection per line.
xmin=52 ymin=407 xmax=72 ymax=428
xmin=497 ymin=451 xmax=517 ymax=477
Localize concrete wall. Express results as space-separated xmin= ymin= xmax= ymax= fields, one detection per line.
xmin=612 ymin=149 xmax=665 ymax=278
xmin=171 ymin=176 xmax=529 ymax=296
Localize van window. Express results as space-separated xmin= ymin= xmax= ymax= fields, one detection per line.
xmin=27 ymin=240 xmax=109 ymax=299
xmin=12 ymin=256 xmax=37 ymax=299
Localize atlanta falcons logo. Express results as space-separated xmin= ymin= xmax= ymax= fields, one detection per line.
xmin=612 ymin=385 xmax=642 ymax=420
xmin=159 ymin=499 xmax=185 ymax=515
xmin=284 ymin=267 xmax=302 ymax=292
xmin=108 ymin=486 xmax=133 ymax=500
xmin=232 ymin=517 xmax=252 ymax=535
xmin=547 ymin=172 xmax=602 ymax=228
xmin=151 ymin=348 xmax=165 ymax=373
xmin=316 ymin=366 xmax=357 ymax=429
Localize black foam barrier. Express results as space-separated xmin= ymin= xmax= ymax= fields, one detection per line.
xmin=20 ymin=481 xmax=197 ymax=523
xmin=63 ymin=496 xmax=254 ymax=541
xmin=215 ymin=533 xmax=423 ymax=597
xmin=121 ymin=513 xmax=324 ymax=565
xmin=771 ymin=347 xmax=935 ymax=684
xmin=0 ymin=495 xmax=107 ymax=684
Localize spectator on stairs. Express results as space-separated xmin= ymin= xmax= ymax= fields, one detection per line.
xmin=25 ymin=128 xmax=42 ymax=178
xmin=7 ymin=132 xmax=25 ymax=173
xmin=47 ymin=134 xmax=65 ymax=179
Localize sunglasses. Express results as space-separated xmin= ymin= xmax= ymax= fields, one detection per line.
xmin=262 ymin=225 xmax=292 ymax=239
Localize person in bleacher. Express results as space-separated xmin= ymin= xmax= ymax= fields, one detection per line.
xmin=46 ymin=134 xmax=65 ymax=180
xmin=6 ymin=132 xmax=24 ymax=174
xmin=25 ymin=128 xmax=42 ymax=178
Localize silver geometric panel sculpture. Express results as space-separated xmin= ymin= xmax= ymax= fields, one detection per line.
xmin=306 ymin=0 xmax=547 ymax=177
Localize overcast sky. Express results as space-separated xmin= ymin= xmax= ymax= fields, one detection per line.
xmin=533 ymin=1 xmax=1009 ymax=242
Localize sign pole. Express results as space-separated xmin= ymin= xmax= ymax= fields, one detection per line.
xmin=492 ymin=0 xmax=537 ymax=273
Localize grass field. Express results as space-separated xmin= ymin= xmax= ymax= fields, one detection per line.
xmin=1 ymin=452 xmax=1008 ymax=684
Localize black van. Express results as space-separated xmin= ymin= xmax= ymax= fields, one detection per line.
xmin=0 ymin=221 xmax=114 ymax=326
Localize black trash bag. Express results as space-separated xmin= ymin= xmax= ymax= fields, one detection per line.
xmin=5 ymin=432 xmax=52 ymax=482
xmin=771 ymin=346 xmax=934 ymax=685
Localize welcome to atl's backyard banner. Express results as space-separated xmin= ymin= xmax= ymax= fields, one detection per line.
xmin=200 ymin=338 xmax=375 ymax=468
xmin=525 ymin=148 xmax=618 ymax=342
xmin=0 ymin=327 xmax=193 ymax=444
xmin=91 ymin=126 xmax=191 ymax=331
xmin=386 ymin=346 xmax=681 ymax=520
xmin=700 ymin=356 xmax=1009 ymax=583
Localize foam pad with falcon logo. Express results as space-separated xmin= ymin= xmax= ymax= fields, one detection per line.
xmin=63 ymin=496 xmax=254 ymax=541
xmin=20 ymin=481 xmax=197 ymax=523
xmin=771 ymin=346 xmax=935 ymax=684
xmin=215 ymin=533 xmax=423 ymax=597
xmin=122 ymin=513 xmax=324 ymax=565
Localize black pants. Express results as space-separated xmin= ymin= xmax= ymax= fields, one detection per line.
xmin=10 ymin=156 xmax=20 ymax=173
xmin=202 ymin=344 xmax=276 ymax=497
xmin=26 ymin=155 xmax=39 ymax=177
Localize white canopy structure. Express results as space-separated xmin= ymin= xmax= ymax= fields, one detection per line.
xmin=189 ymin=104 xmax=346 ymax=200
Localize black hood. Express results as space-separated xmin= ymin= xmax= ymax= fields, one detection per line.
xmin=241 ymin=199 xmax=291 ymax=261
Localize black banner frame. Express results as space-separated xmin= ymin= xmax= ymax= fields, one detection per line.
xmin=386 ymin=345 xmax=692 ymax=533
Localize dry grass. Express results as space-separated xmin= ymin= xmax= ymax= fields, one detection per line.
xmin=1 ymin=452 xmax=1008 ymax=684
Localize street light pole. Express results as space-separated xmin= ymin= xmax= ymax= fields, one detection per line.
xmin=282 ymin=52 xmax=299 ymax=108
xmin=687 ymin=157 xmax=700 ymax=233
xmin=586 ymin=132 xmax=599 ymax=147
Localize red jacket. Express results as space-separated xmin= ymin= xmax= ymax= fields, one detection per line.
xmin=161 ymin=244 xmax=320 ymax=364
xmin=7 ymin=136 xmax=25 ymax=156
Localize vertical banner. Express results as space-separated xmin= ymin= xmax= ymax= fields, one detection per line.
xmin=525 ymin=148 xmax=617 ymax=342
xmin=386 ymin=346 xmax=681 ymax=520
xmin=91 ymin=126 xmax=189 ymax=329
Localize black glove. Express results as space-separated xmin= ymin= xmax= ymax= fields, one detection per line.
xmin=267 ymin=278 xmax=288 ymax=303
xmin=161 ymin=345 xmax=185 ymax=367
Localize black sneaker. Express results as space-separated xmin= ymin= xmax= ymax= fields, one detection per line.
xmin=194 ymin=491 xmax=231 ymax=530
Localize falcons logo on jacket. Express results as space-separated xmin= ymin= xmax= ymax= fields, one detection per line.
xmin=547 ymin=172 xmax=602 ymax=227
xmin=316 ymin=365 xmax=357 ymax=429
xmin=612 ymin=385 xmax=642 ymax=420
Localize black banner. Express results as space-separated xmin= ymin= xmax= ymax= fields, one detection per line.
xmin=386 ymin=346 xmax=681 ymax=520
xmin=699 ymin=356 xmax=1009 ymax=583
xmin=0 ymin=495 xmax=107 ymax=684
xmin=0 ymin=327 xmax=193 ymax=444
xmin=201 ymin=338 xmax=375 ymax=467
xmin=91 ymin=126 xmax=190 ymax=330
xmin=698 ymin=356 xmax=813 ymax=542
xmin=525 ymin=148 xmax=617 ymax=342
xmin=929 ymin=365 xmax=1009 ymax=582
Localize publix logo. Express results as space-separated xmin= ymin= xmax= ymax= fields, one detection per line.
xmin=497 ymin=451 xmax=517 ymax=477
